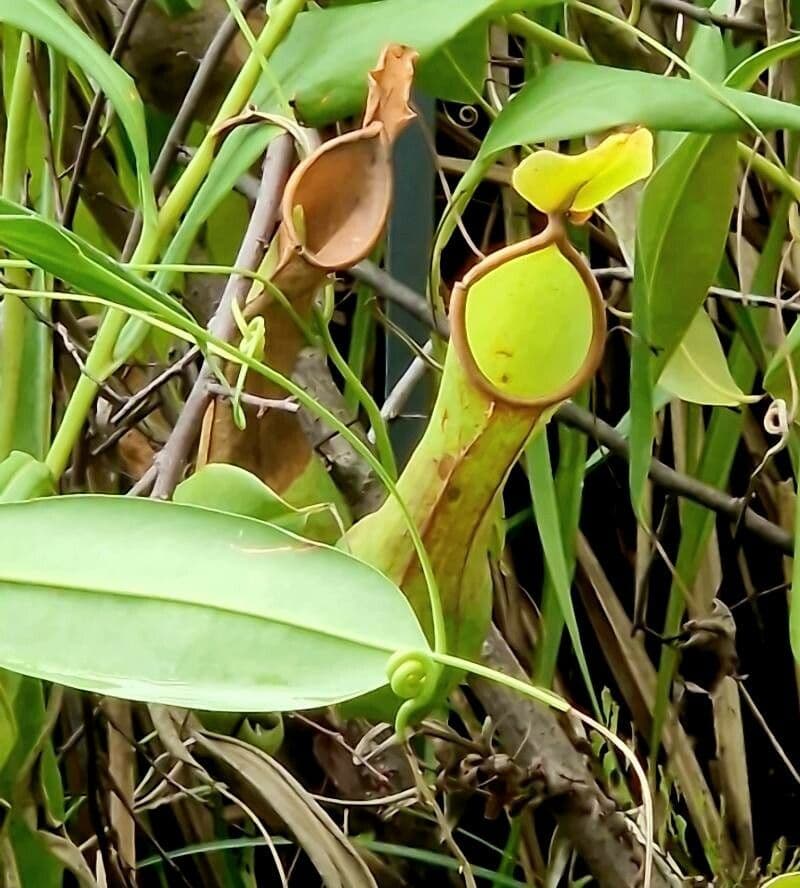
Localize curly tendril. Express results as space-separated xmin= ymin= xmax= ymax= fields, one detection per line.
xmin=387 ymin=650 xmax=444 ymax=737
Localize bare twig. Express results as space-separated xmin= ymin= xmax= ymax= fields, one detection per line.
xmin=206 ymin=382 xmax=299 ymax=415
xmin=352 ymin=261 xmax=449 ymax=337
xmin=372 ymin=340 xmax=435 ymax=443
xmin=555 ymin=402 xmax=793 ymax=555
xmin=61 ymin=0 xmax=150 ymax=230
xmin=471 ymin=626 xmax=678 ymax=888
xmin=150 ymin=134 xmax=294 ymax=498
xmin=110 ymin=347 xmax=200 ymax=425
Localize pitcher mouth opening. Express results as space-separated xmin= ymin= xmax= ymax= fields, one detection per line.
xmin=281 ymin=123 xmax=393 ymax=272
xmin=448 ymin=227 xmax=607 ymax=410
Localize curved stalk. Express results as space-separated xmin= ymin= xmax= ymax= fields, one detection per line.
xmin=0 ymin=34 xmax=33 ymax=461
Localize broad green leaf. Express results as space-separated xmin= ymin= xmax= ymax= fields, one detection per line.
xmin=267 ymin=0 xmax=548 ymax=124
xmin=174 ymin=463 xmax=309 ymax=534
xmin=0 ymin=496 xmax=427 ymax=711
xmin=0 ymin=0 xmax=156 ymax=234
xmin=465 ymin=244 xmax=594 ymax=399
xmin=648 ymin=197 xmax=790 ymax=792
xmin=512 ymin=129 xmax=653 ymax=214
xmin=764 ymin=876 xmax=800 ymax=887
xmin=685 ymin=0 xmax=727 ymax=81
xmin=0 ymin=451 xmax=54 ymax=502
xmin=659 ymin=309 xmax=760 ymax=406
xmin=435 ymin=60 xmax=800 ymax=298
xmin=629 ymin=133 xmax=738 ymax=513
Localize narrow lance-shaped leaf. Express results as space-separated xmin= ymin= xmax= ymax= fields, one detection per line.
xmin=660 ymin=308 xmax=760 ymax=406
xmin=0 ymin=198 xmax=191 ymax=331
xmin=629 ymin=133 xmax=738 ymax=514
xmin=0 ymin=0 xmax=156 ymax=234
xmin=0 ymin=497 xmax=428 ymax=711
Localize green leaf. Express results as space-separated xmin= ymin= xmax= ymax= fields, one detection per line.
xmin=0 ymin=198 xmax=191 ymax=332
xmin=0 ymin=451 xmax=54 ymax=502
xmin=726 ymin=35 xmax=800 ymax=91
xmin=763 ymin=876 xmax=800 ymax=887
xmin=629 ymin=133 xmax=738 ymax=514
xmin=268 ymin=0 xmax=547 ymax=124
xmin=764 ymin=319 xmax=800 ymax=403
xmin=648 ymin=199 xmax=790 ymax=807
xmin=685 ymin=0 xmax=727 ymax=81
xmin=435 ymin=60 xmax=800 ymax=298
xmin=0 ymin=496 xmax=427 ymax=711
xmin=533 ymin=389 xmax=589 ymax=685
xmin=480 ymin=64 xmax=800 ymax=159
xmin=0 ymin=680 xmax=15 ymax=769
xmin=174 ymin=463 xmax=309 ymax=534
xmin=525 ymin=432 xmax=598 ymax=711
xmin=659 ymin=308 xmax=759 ymax=406
xmin=0 ymin=0 xmax=156 ymax=235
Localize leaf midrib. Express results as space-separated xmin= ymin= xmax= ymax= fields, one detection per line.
xmin=0 ymin=574 xmax=406 ymax=658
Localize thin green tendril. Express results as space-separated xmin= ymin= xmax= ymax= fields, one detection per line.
xmin=387 ymin=650 xmax=444 ymax=738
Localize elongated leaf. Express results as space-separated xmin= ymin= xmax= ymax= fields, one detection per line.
xmin=727 ymin=35 xmax=800 ymax=91
xmin=648 ymin=197 xmax=791 ymax=787
xmin=0 ymin=198 xmax=190 ymax=330
xmin=0 ymin=680 xmax=15 ymax=769
xmin=660 ymin=308 xmax=759 ymax=406
xmin=434 ymin=60 xmax=800 ymax=296
xmin=629 ymin=133 xmax=738 ymax=513
xmin=195 ymin=732 xmax=377 ymax=888
xmin=526 ymin=430 xmax=596 ymax=709
xmin=764 ymin=321 xmax=800 ymax=402
xmin=481 ymin=64 xmax=800 ymax=160
xmin=0 ymin=0 xmax=156 ymax=233
xmin=0 ymin=496 xmax=427 ymax=711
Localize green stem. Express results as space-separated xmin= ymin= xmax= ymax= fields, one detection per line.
xmin=0 ymin=34 xmax=33 ymax=461
xmin=344 ymin=280 xmax=374 ymax=413
xmin=153 ymin=0 xmax=305 ymax=249
xmin=739 ymin=141 xmax=800 ymax=201
xmin=315 ymin=309 xmax=398 ymax=481
xmin=506 ymin=13 xmax=593 ymax=63
xmin=45 ymin=0 xmax=307 ymax=480
xmin=45 ymin=310 xmax=129 ymax=478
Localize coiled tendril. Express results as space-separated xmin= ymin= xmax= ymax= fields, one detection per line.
xmin=387 ymin=649 xmax=444 ymax=737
